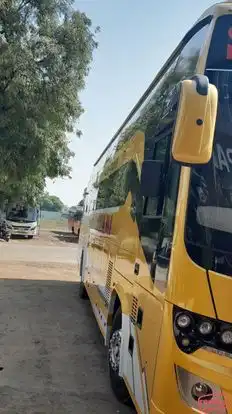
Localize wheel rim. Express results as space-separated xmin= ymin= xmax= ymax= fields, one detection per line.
xmin=109 ymin=329 xmax=122 ymax=372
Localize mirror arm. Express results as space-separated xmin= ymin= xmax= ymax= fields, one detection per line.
xmin=191 ymin=74 xmax=209 ymax=96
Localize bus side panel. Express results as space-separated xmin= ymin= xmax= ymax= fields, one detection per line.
xmin=88 ymin=233 xmax=113 ymax=300
xmin=121 ymin=282 xmax=164 ymax=413
xmin=86 ymin=281 xmax=108 ymax=339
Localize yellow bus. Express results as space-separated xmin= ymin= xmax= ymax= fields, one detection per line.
xmin=78 ymin=2 xmax=232 ymax=413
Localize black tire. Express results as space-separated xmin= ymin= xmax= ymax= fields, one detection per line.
xmin=108 ymin=307 xmax=132 ymax=406
xmin=79 ymin=281 xmax=88 ymax=299
xmin=28 ymin=235 xmax=33 ymax=239
xmin=79 ymin=251 xmax=88 ymax=299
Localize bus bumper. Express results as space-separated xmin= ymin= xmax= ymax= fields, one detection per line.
xmin=8 ymin=226 xmax=38 ymax=237
xmin=150 ymin=301 xmax=232 ymax=414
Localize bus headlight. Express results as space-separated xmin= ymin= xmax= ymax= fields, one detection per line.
xmin=191 ymin=382 xmax=212 ymax=401
xmin=221 ymin=330 xmax=232 ymax=345
xmin=198 ymin=320 xmax=214 ymax=335
xmin=176 ymin=313 xmax=192 ymax=329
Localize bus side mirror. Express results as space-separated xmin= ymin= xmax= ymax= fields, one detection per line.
xmin=140 ymin=160 xmax=163 ymax=197
xmin=172 ymin=75 xmax=218 ymax=165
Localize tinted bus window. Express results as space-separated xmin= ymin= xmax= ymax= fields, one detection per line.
xmin=207 ymin=15 xmax=232 ymax=69
xmin=186 ymin=15 xmax=232 ymax=276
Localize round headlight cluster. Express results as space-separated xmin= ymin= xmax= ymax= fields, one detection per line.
xmin=173 ymin=305 xmax=232 ymax=355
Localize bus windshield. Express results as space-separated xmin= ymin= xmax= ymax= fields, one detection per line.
xmin=6 ymin=206 xmax=38 ymax=222
xmin=185 ymin=15 xmax=232 ymax=276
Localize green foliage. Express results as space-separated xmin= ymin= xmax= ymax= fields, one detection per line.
xmin=40 ymin=191 xmax=64 ymax=211
xmin=94 ymin=51 xmax=200 ymax=213
xmin=0 ymin=0 xmax=99 ymax=203
xmin=115 ymin=52 xmax=199 ymax=152
xmin=96 ymin=163 xmax=131 ymax=210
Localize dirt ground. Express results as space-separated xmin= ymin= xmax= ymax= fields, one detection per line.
xmin=0 ymin=229 xmax=133 ymax=414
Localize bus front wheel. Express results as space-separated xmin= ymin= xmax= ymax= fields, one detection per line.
xmin=79 ymin=251 xmax=88 ymax=299
xmin=28 ymin=235 xmax=33 ymax=239
xmin=79 ymin=281 xmax=88 ymax=299
xmin=108 ymin=307 xmax=132 ymax=406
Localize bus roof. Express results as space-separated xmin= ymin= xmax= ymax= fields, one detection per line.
xmin=195 ymin=1 xmax=232 ymax=22
xmin=94 ymin=2 xmax=225 ymax=167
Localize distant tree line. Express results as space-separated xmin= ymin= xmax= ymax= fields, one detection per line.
xmin=40 ymin=192 xmax=64 ymax=212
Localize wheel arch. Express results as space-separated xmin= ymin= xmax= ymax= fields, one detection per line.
xmin=106 ymin=284 xmax=131 ymax=346
xmin=79 ymin=247 xmax=88 ymax=282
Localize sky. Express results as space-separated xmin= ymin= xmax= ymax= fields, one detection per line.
xmin=46 ymin=0 xmax=217 ymax=207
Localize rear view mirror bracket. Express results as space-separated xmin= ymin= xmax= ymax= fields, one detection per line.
xmin=191 ymin=74 xmax=209 ymax=96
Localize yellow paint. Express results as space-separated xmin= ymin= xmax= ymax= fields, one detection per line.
xmin=172 ymin=78 xmax=218 ymax=165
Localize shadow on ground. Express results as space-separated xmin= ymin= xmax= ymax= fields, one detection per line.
xmin=0 ymin=278 xmax=133 ymax=414
xmin=10 ymin=235 xmax=31 ymax=240
xmin=52 ymin=230 xmax=79 ymax=244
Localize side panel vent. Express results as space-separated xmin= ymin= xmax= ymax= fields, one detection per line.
xmin=105 ymin=260 xmax=113 ymax=302
xmin=130 ymin=296 xmax=138 ymax=324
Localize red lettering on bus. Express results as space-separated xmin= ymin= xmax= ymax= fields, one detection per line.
xmin=227 ymin=43 xmax=232 ymax=60
xmin=197 ymin=393 xmax=226 ymax=413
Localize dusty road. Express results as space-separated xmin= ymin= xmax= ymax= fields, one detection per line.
xmin=0 ymin=229 xmax=133 ymax=414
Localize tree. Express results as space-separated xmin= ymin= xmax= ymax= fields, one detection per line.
xmin=0 ymin=0 xmax=99 ymax=203
xmin=40 ymin=192 xmax=64 ymax=211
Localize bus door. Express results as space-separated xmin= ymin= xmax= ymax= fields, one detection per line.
xmin=123 ymin=133 xmax=180 ymax=409
xmin=114 ymin=131 xmax=145 ymax=285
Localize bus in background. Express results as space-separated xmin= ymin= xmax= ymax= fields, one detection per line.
xmin=68 ymin=209 xmax=83 ymax=240
xmin=6 ymin=203 xmax=40 ymax=239
xmin=73 ymin=210 xmax=83 ymax=241
xmin=78 ymin=2 xmax=232 ymax=413
xmin=68 ymin=211 xmax=75 ymax=233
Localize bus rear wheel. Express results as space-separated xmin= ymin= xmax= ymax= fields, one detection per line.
xmin=108 ymin=307 xmax=132 ymax=406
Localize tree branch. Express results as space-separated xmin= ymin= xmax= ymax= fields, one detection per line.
xmin=0 ymin=103 xmax=14 ymax=113
xmin=0 ymin=70 xmax=16 ymax=93
xmin=18 ymin=0 xmax=31 ymax=12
